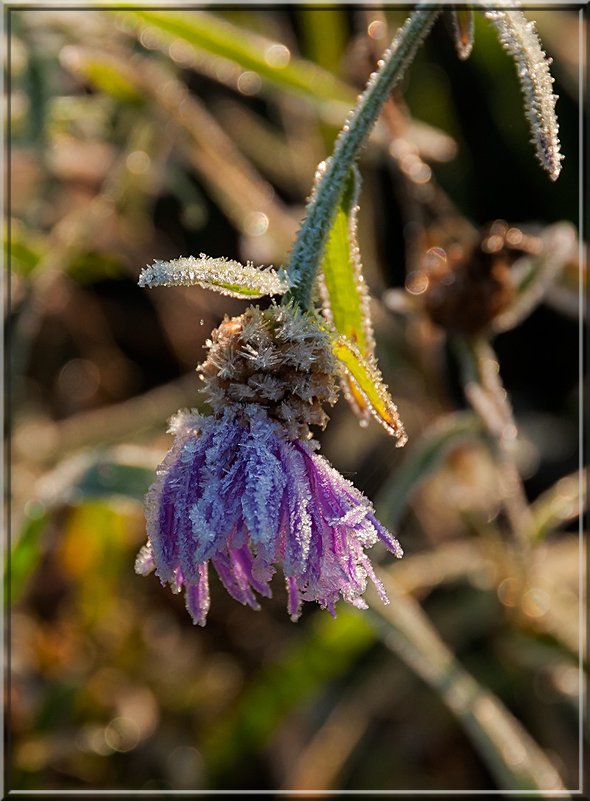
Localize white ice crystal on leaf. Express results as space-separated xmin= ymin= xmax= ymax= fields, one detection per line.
xmin=484 ymin=5 xmax=563 ymax=181
xmin=139 ymin=253 xmax=289 ymax=298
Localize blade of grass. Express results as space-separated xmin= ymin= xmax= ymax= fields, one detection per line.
xmin=124 ymin=9 xmax=354 ymax=107
xmin=366 ymin=574 xmax=566 ymax=791
xmin=63 ymin=47 xmax=297 ymax=251
xmin=376 ymin=412 xmax=483 ymax=528
xmin=492 ymin=222 xmax=576 ymax=333
xmin=525 ymin=469 xmax=586 ymax=543
xmin=9 ymin=449 xmax=153 ymax=603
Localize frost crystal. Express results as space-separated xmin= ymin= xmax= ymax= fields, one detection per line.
xmin=139 ymin=253 xmax=289 ymax=298
xmin=137 ymin=406 xmax=402 ymax=625
xmin=485 ymin=5 xmax=563 ymax=181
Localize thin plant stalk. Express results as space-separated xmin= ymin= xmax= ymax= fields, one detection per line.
xmin=366 ymin=574 xmax=565 ymax=792
xmin=453 ymin=336 xmax=533 ymax=557
xmin=286 ymin=6 xmax=440 ymax=309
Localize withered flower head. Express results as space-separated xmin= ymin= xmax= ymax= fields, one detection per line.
xmin=414 ymin=221 xmax=541 ymax=335
xmin=135 ymin=304 xmax=402 ymax=624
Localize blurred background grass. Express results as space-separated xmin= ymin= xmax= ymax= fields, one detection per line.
xmin=7 ymin=6 xmax=585 ymax=793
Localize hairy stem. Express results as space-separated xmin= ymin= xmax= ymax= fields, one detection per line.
xmin=286 ymin=5 xmax=440 ymax=310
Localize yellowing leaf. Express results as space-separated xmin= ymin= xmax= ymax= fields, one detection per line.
xmin=332 ymin=336 xmax=407 ymax=446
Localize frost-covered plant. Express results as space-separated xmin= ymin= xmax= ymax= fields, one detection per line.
xmin=135 ymin=6 xmax=562 ymax=624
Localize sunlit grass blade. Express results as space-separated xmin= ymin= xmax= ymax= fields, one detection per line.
xmin=319 ymin=167 xmax=375 ymax=423
xmin=331 ymin=336 xmax=407 ymax=445
xmin=546 ymin=248 xmax=586 ymax=320
xmin=525 ymin=469 xmax=586 ymax=543
xmin=367 ymin=575 xmax=566 ymax=791
xmin=376 ymin=412 xmax=482 ymax=528
xmin=124 ymin=9 xmax=353 ymax=107
xmin=59 ymin=47 xmax=144 ymax=103
xmin=6 ymin=222 xmax=44 ymax=276
xmin=62 ymin=46 xmax=297 ymax=251
xmin=493 ymin=222 xmax=577 ymax=333
xmin=139 ymin=254 xmax=288 ymax=298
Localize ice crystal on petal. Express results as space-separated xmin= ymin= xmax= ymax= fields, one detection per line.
xmin=138 ymin=254 xmax=289 ymax=298
xmin=137 ymin=405 xmax=402 ymax=624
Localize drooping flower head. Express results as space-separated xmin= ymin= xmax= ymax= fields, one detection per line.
xmin=135 ymin=303 xmax=402 ymax=624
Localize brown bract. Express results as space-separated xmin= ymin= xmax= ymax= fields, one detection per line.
xmin=198 ymin=305 xmax=339 ymax=439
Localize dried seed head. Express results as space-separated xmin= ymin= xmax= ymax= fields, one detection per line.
xmin=199 ymin=304 xmax=339 ymax=439
xmin=419 ymin=221 xmax=540 ymax=334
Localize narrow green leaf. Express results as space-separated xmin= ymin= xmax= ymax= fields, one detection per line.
xmin=9 ymin=509 xmax=50 ymax=604
xmin=375 ymin=413 xmax=483 ymax=528
xmin=484 ymin=7 xmax=562 ymax=180
xmin=7 ymin=228 xmax=43 ymax=276
xmin=139 ymin=254 xmax=288 ymax=298
xmin=319 ymin=167 xmax=376 ymax=423
xmin=331 ymin=336 xmax=407 ymax=446
xmin=319 ymin=168 xmax=373 ymax=353
xmin=125 ymin=9 xmax=353 ymax=107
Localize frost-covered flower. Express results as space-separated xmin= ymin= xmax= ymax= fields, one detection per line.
xmin=136 ymin=304 xmax=402 ymax=624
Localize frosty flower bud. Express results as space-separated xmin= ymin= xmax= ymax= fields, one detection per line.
xmin=198 ymin=304 xmax=339 ymax=439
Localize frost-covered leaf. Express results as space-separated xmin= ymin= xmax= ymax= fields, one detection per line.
xmin=319 ymin=167 xmax=376 ymax=424
xmin=484 ymin=6 xmax=562 ymax=180
xmin=138 ymin=254 xmax=288 ymax=298
xmin=331 ymin=336 xmax=407 ymax=446
xmin=447 ymin=9 xmax=474 ymax=60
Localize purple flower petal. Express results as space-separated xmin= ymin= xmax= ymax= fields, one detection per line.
xmin=185 ymin=563 xmax=210 ymax=626
xmin=138 ymin=406 xmax=402 ymax=624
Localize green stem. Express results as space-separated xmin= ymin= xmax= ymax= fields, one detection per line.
xmin=286 ymin=5 xmax=440 ymax=310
